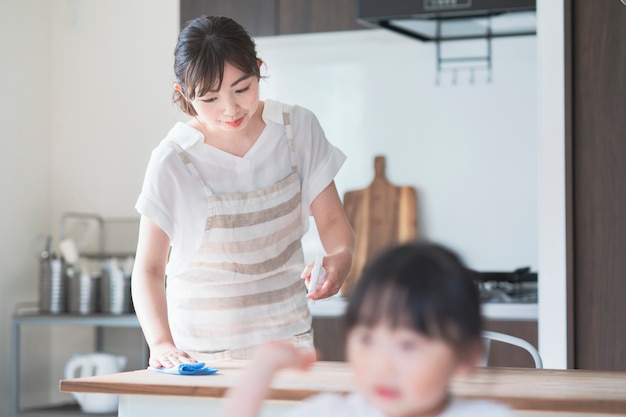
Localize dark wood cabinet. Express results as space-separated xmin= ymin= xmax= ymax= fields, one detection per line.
xmin=180 ymin=0 xmax=368 ymax=35
xmin=566 ymin=0 xmax=626 ymax=371
xmin=312 ymin=317 xmax=346 ymax=362
xmin=179 ymin=0 xmax=277 ymax=36
xmin=277 ymin=0 xmax=366 ymax=34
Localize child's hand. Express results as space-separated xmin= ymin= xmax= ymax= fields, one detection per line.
xmin=218 ymin=342 xmax=316 ymax=417
xmin=253 ymin=340 xmax=317 ymax=373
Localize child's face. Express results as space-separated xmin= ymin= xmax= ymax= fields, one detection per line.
xmin=346 ymin=323 xmax=473 ymax=417
xmin=190 ymin=61 xmax=261 ymax=134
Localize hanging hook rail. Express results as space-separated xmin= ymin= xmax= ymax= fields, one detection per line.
xmin=435 ymin=17 xmax=493 ymax=85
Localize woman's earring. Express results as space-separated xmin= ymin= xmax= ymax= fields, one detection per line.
xmin=173 ymin=83 xmax=186 ymax=97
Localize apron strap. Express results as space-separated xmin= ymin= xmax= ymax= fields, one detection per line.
xmin=282 ymin=104 xmax=298 ymax=173
xmin=168 ymin=142 xmax=213 ymax=197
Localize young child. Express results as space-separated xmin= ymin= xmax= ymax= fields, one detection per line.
xmin=218 ymin=242 xmax=515 ymax=417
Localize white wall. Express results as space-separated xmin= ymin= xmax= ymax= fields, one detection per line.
xmin=0 ymin=0 xmax=181 ymax=414
xmin=255 ymin=30 xmax=538 ymax=271
xmin=537 ymin=0 xmax=568 ymax=369
xmin=0 ymin=0 xmax=53 ymax=413
xmin=48 ymin=0 xmax=183 ymax=223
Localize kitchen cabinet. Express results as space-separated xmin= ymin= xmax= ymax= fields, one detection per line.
xmin=11 ymin=312 xmax=146 ymax=417
xmin=180 ymin=0 xmax=368 ymax=36
xmin=565 ymin=0 xmax=626 ymax=370
xmin=180 ymin=0 xmax=277 ymax=36
xmin=276 ymin=0 xmax=368 ymax=35
xmin=312 ymin=317 xmax=346 ymax=362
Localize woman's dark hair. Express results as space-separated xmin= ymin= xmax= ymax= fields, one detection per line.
xmin=344 ymin=242 xmax=482 ymax=354
xmin=173 ymin=16 xmax=261 ymax=116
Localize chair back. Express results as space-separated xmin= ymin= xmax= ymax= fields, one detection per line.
xmin=481 ymin=330 xmax=543 ymax=368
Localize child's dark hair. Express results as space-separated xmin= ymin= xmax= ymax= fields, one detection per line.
xmin=173 ymin=16 xmax=261 ymax=116
xmin=344 ymin=242 xmax=482 ymax=355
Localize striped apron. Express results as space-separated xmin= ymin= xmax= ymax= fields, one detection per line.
xmin=166 ymin=105 xmax=313 ymax=358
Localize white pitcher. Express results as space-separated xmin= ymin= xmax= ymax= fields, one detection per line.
xmin=64 ymin=353 xmax=127 ymax=413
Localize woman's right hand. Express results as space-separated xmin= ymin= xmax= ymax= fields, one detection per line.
xmin=133 ymin=217 xmax=195 ymax=369
xmin=149 ymin=343 xmax=197 ymax=368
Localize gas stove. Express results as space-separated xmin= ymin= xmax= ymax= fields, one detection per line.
xmin=472 ymin=267 xmax=538 ymax=304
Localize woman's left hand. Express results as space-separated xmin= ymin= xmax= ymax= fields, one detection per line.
xmin=302 ymin=250 xmax=352 ymax=300
xmin=307 ymin=181 xmax=355 ymax=300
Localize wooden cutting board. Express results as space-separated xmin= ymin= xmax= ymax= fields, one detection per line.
xmin=341 ymin=155 xmax=418 ymax=297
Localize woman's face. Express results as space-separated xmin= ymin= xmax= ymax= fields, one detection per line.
xmin=189 ymin=61 xmax=261 ymax=135
xmin=346 ymin=323 xmax=472 ymax=417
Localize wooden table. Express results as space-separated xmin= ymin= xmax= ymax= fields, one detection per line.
xmin=60 ymin=360 xmax=626 ymax=416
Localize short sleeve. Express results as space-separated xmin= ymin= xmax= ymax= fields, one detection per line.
xmin=134 ymin=124 xmax=209 ymax=275
xmin=135 ymin=146 xmax=178 ymax=240
xmin=290 ymin=105 xmax=346 ymax=215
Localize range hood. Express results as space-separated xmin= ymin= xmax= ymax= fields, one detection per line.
xmin=357 ymin=0 xmax=536 ymax=42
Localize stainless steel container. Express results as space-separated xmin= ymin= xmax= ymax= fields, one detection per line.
xmin=66 ymin=267 xmax=97 ymax=314
xmin=39 ymin=256 xmax=65 ymax=314
xmin=99 ymin=258 xmax=131 ymax=314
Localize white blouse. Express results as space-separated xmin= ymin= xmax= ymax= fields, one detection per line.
xmin=135 ymin=100 xmax=346 ymax=276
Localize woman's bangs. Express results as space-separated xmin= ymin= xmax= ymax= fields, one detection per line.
xmin=184 ymin=52 xmax=223 ymax=100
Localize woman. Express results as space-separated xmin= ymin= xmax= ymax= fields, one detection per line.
xmin=131 ymin=15 xmax=354 ymax=369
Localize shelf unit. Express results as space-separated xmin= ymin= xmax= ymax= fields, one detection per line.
xmin=11 ymin=312 xmax=146 ymax=417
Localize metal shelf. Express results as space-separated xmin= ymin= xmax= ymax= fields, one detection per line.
xmin=78 ymin=251 xmax=136 ymax=260
xmin=13 ymin=313 xmax=140 ymax=327
xmin=12 ymin=312 xmax=145 ymax=417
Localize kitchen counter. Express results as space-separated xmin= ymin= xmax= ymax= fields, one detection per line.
xmin=309 ymin=297 xmax=538 ymax=321
xmin=60 ymin=360 xmax=626 ymax=417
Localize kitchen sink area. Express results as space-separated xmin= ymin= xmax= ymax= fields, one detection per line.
xmin=473 ymin=268 xmax=538 ymax=321
xmin=473 ymin=268 xmax=538 ymax=304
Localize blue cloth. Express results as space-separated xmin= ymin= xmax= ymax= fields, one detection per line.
xmin=148 ymin=362 xmax=218 ymax=375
